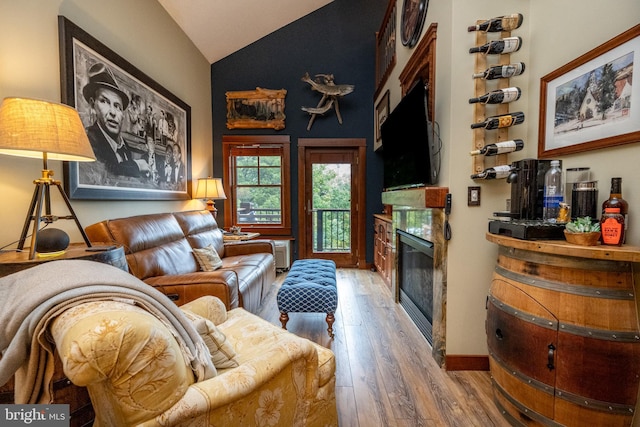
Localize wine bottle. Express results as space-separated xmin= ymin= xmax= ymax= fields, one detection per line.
xmin=468 ymin=13 xmax=523 ymax=32
xmin=469 ymin=87 xmax=521 ymax=104
xmin=470 ymin=139 xmax=524 ymax=156
xmin=469 ymin=36 xmax=522 ymax=55
xmin=470 ymin=111 xmax=525 ymax=130
xmin=470 ymin=165 xmax=513 ymax=180
xmin=473 ymin=63 xmax=525 ymax=80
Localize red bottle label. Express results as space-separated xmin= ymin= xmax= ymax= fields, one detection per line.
xmin=601 ymin=217 xmax=623 ymax=245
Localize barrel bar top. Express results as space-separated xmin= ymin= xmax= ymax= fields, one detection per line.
xmin=486 ymin=232 xmax=640 ymax=263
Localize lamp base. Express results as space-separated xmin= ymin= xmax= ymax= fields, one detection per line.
xmin=18 ymin=175 xmax=91 ymax=259
xmin=205 ymin=199 xmax=218 ymax=219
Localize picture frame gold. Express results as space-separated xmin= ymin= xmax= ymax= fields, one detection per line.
xmin=539 ymin=24 xmax=640 ymax=158
xmin=225 ymin=88 xmax=287 ymax=130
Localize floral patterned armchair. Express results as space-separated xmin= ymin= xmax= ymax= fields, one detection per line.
xmin=50 ymin=295 xmax=338 ymax=426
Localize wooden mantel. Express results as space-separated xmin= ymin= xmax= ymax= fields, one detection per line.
xmin=381 ymin=186 xmax=449 ymax=209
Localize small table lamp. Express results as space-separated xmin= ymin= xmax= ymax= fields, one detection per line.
xmin=0 ymin=97 xmax=96 ymax=259
xmin=195 ymin=177 xmax=227 ymax=218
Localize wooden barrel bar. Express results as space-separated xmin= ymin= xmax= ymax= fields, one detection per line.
xmin=486 ymin=233 xmax=640 ymax=427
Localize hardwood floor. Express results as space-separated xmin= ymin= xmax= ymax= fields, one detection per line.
xmin=256 ymin=268 xmax=510 ymax=427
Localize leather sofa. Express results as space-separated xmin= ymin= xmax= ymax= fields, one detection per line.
xmin=85 ymin=210 xmax=276 ymax=312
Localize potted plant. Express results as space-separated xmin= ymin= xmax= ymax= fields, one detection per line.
xmin=564 ymin=216 xmax=601 ymax=246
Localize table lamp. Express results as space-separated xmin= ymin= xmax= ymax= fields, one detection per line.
xmin=0 ymin=97 xmax=96 ymax=259
xmin=195 ymin=177 xmax=227 ymax=218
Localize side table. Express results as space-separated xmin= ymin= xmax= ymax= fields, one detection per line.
xmin=0 ymin=243 xmax=127 ymax=277
xmin=0 ymin=242 xmax=127 ymax=426
xmin=223 ymin=231 xmax=261 ymax=242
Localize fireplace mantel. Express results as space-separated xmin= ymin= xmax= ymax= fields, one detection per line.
xmin=381 ymin=186 xmax=449 ymax=209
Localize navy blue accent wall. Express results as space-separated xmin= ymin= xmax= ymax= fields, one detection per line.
xmin=211 ymin=0 xmax=388 ymax=263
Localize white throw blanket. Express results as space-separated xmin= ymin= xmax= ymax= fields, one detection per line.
xmin=0 ymin=259 xmax=215 ymax=404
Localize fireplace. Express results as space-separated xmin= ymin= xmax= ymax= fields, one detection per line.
xmin=396 ymin=229 xmax=434 ymax=345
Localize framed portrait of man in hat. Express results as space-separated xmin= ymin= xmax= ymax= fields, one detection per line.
xmin=58 ymin=16 xmax=191 ymax=201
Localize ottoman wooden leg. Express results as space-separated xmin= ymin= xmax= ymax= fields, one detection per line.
xmin=326 ymin=312 xmax=335 ymax=338
xmin=279 ymin=312 xmax=289 ymax=330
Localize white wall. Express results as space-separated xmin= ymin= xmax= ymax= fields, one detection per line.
xmin=0 ymin=0 xmax=213 ymax=248
xmin=377 ymin=0 xmax=640 ymax=358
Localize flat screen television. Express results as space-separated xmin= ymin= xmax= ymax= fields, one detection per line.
xmin=381 ymin=80 xmax=439 ymax=190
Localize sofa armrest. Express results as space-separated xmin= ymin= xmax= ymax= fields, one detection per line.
xmin=144 ymin=270 xmax=239 ymax=309
xmin=51 ymin=301 xmax=194 ymax=426
xmin=138 ymin=334 xmax=320 ymax=427
xmin=223 ymin=239 xmax=275 ymax=257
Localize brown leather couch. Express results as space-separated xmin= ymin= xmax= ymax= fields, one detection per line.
xmin=85 ymin=210 xmax=276 ymax=312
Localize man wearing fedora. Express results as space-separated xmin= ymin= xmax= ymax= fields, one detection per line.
xmin=82 ymin=62 xmax=148 ymax=177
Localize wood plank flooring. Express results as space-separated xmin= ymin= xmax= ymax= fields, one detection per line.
xmin=255 ymin=268 xmax=510 ymax=427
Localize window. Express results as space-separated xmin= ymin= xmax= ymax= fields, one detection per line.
xmin=222 ymin=135 xmax=291 ymax=236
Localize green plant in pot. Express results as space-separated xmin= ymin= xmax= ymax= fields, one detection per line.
xmin=564 ymin=217 xmax=601 ymax=246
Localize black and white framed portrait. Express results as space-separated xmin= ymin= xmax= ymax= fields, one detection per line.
xmin=58 ymin=16 xmax=191 ymax=200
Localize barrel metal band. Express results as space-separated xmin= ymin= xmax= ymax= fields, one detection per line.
xmin=499 ymin=246 xmax=631 ymax=272
xmin=556 ymin=388 xmax=635 ymax=415
xmin=495 ymin=265 xmax=635 ymax=300
xmin=492 ymin=379 xmax=563 ymax=427
xmin=489 ymin=349 xmax=555 ymax=396
xmin=489 ymin=293 xmax=640 ymax=342
xmin=488 ymin=294 xmax=557 ymax=331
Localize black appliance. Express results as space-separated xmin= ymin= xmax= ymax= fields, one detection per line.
xmin=489 ymin=158 xmax=565 ymax=240
xmin=507 ymin=158 xmax=556 ymax=221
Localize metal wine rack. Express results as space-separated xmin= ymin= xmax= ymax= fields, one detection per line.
xmin=471 ymin=21 xmax=521 ymax=177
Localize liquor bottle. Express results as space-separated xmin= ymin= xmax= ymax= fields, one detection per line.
xmin=602 ymin=177 xmax=628 ymax=242
xmin=543 ymin=160 xmax=563 ymax=222
xmin=470 ymin=164 xmax=513 ymax=180
xmin=601 ymin=207 xmax=625 ymax=246
xmin=468 ymin=13 xmax=523 ymax=32
xmin=469 ymin=87 xmax=521 ymax=104
xmin=469 ymin=36 xmax=522 ymax=55
xmin=470 ymin=139 xmax=524 ymax=156
xmin=472 ymin=63 xmax=525 ymax=80
xmin=470 ymin=111 xmax=525 ymax=130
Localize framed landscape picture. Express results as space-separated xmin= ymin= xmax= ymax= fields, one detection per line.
xmin=225 ymin=88 xmax=286 ymax=130
xmin=539 ymin=24 xmax=640 ymax=158
xmin=58 ymin=16 xmax=192 ymax=200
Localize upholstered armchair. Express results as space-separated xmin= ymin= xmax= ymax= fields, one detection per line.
xmin=51 ymin=295 xmax=338 ymax=426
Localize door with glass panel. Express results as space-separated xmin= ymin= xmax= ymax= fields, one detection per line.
xmin=300 ymin=144 xmax=363 ymax=267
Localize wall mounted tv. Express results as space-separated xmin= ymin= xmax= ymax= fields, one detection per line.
xmin=381 ymin=80 xmax=439 ymax=190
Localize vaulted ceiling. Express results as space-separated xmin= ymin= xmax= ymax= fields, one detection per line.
xmin=157 ymin=0 xmax=334 ymax=64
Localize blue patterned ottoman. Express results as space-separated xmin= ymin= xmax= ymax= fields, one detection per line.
xmin=277 ymin=259 xmax=338 ymax=338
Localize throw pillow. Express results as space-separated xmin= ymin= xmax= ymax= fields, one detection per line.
xmin=182 ymin=310 xmax=239 ymax=369
xmin=192 ymin=245 xmax=223 ymax=271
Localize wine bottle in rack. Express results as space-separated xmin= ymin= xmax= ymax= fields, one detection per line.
xmin=470 ymin=139 xmax=524 ymax=156
xmin=470 ymin=165 xmax=514 ymax=180
xmin=469 ymin=36 xmax=522 ymax=55
xmin=470 ymin=111 xmax=525 ymax=130
xmin=468 ymin=13 xmax=523 ymax=32
xmin=473 ymin=63 xmax=525 ymax=80
xmin=469 ymin=87 xmax=521 ymax=104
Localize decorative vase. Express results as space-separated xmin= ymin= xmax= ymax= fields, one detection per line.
xmin=563 ymin=230 xmax=601 ymax=246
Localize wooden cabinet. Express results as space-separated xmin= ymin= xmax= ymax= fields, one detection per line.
xmin=374 ymin=215 xmax=393 ymax=287
xmin=486 ymin=233 xmax=640 ymax=427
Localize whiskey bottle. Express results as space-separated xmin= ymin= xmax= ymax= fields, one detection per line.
xmin=472 ymin=63 xmax=525 ymax=80
xmin=470 ymin=164 xmax=513 ymax=180
xmin=468 ymin=13 xmax=523 ymax=32
xmin=600 ymin=208 xmax=625 ymax=246
xmin=469 ymin=36 xmax=522 ymax=55
xmin=470 ymin=139 xmax=524 ymax=156
xmin=469 ymin=87 xmax=521 ymax=104
xmin=470 ymin=111 xmax=525 ymax=130
xmin=602 ymin=177 xmax=628 ymax=242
